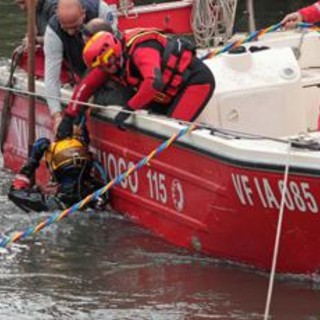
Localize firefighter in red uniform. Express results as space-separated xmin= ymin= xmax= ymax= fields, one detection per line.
xmin=57 ymin=29 xmax=215 ymax=137
xmin=281 ymin=1 xmax=320 ymax=28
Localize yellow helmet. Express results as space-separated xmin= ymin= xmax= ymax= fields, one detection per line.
xmin=45 ymin=138 xmax=91 ymax=172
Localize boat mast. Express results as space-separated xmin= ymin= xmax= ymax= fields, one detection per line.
xmin=27 ymin=0 xmax=36 ymax=160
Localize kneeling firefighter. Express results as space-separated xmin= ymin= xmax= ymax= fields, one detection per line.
xmin=8 ymin=123 xmax=109 ymax=212
xmin=57 ymin=28 xmax=216 ymax=138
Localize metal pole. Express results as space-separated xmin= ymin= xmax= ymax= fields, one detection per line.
xmin=246 ymin=0 xmax=256 ymax=33
xmin=27 ymin=0 xmax=36 ymax=183
xmin=27 ymin=0 xmax=36 ymax=154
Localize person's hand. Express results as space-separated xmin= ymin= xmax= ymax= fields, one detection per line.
xmin=56 ymin=114 xmax=74 ymax=140
xmin=11 ymin=173 xmax=30 ymax=190
xmin=114 ymin=106 xmax=133 ymax=130
xmin=32 ymin=137 xmax=50 ymax=159
xmin=52 ymin=111 xmax=63 ymax=135
xmin=281 ymin=12 xmax=303 ymax=30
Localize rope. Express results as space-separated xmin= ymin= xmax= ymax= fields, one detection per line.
xmin=0 ymin=83 xmax=203 ymax=132
xmin=0 ymin=124 xmax=197 ymax=248
xmin=0 ymin=84 xmax=199 ymax=127
xmin=202 ymin=23 xmax=283 ymax=60
xmin=299 ymin=22 xmax=320 ymax=32
xmin=263 ymin=142 xmax=292 ymax=320
xmin=191 ymin=0 xmax=238 ymax=48
xmin=201 ymin=22 xmax=320 ymax=60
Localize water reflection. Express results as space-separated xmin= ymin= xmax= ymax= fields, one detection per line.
xmin=1 ymin=162 xmax=320 ymax=320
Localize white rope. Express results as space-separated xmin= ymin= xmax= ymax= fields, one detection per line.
xmin=191 ymin=0 xmax=238 ymax=48
xmin=118 ymin=0 xmax=133 ymax=15
xmin=263 ymin=141 xmax=292 ymax=320
xmin=0 ymin=83 xmax=196 ymax=126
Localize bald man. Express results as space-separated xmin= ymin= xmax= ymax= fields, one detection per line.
xmin=44 ymin=0 xmax=117 ymax=132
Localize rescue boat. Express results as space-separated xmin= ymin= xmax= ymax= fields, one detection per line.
xmin=1 ymin=0 xmax=320 ymax=276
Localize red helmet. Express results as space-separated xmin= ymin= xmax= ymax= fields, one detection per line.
xmin=83 ymin=31 xmax=122 ymax=68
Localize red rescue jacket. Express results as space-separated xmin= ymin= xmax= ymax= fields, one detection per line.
xmin=123 ymin=28 xmax=195 ymax=107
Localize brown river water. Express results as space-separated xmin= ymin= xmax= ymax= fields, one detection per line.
xmin=0 ymin=0 xmax=320 ymax=319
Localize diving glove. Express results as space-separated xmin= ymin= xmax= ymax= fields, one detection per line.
xmin=56 ymin=114 xmax=74 ymax=140
xmin=114 ymin=106 xmax=133 ymax=130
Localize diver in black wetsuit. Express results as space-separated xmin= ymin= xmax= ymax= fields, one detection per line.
xmin=8 ymin=121 xmax=108 ymax=212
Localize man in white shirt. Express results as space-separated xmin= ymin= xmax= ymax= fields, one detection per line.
xmin=43 ymin=0 xmax=117 ymax=132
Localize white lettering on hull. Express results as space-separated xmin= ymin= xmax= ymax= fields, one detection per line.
xmin=13 ymin=117 xmax=28 ymax=149
xmin=231 ymin=173 xmax=319 ymax=213
xmin=12 ymin=117 xmax=51 ymax=149
xmin=231 ymin=174 xmax=253 ymax=206
xmin=97 ymin=150 xmax=185 ymax=211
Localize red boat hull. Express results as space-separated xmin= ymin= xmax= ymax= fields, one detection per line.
xmin=2 ymin=89 xmax=320 ymax=276
xmin=112 ymin=0 xmax=193 ymax=34
xmin=117 ymin=4 xmax=192 ymax=34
